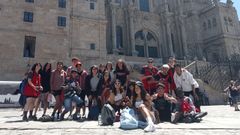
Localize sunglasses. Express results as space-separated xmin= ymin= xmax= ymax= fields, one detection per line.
xmin=115 ymin=82 xmax=121 ymax=85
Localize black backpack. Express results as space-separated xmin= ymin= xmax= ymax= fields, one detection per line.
xmin=101 ymin=103 xmax=115 ymax=125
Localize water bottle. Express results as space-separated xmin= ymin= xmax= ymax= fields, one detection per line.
xmin=98 ymin=115 xmax=102 ymax=126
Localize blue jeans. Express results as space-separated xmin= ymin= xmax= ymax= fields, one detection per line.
xmin=64 ymin=94 xmax=83 ymax=112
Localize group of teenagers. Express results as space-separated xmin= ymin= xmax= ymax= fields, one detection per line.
xmin=20 ymin=57 xmax=207 ymax=132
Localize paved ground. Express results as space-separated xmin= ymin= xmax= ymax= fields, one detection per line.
xmin=0 ymin=105 xmax=239 ymax=135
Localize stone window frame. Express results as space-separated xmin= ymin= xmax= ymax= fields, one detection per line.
xmin=90 ymin=2 xmax=95 ymax=10
xmin=23 ymin=36 xmax=36 ymax=58
xmin=138 ymin=0 xmax=151 ymax=12
xmin=135 ymin=30 xmax=159 ymax=58
xmin=58 ymin=0 xmax=66 ymax=8
xmin=25 ymin=0 xmax=34 ymax=3
xmin=90 ymin=43 xmax=96 ymax=50
xmin=57 ymin=16 xmax=66 ymax=27
xmin=23 ymin=11 xmax=33 ymax=23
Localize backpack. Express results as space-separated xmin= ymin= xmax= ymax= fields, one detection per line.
xmin=101 ymin=103 xmax=115 ymax=125
xmin=88 ymin=99 xmax=100 ymax=120
xmin=18 ymin=79 xmax=27 ymax=107
xmin=20 ymin=78 xmax=28 ymax=94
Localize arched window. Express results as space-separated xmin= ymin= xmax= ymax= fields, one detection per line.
xmin=139 ymin=0 xmax=150 ymax=12
xmin=212 ymin=18 xmax=217 ymax=27
xmin=135 ymin=30 xmax=158 ymax=58
xmin=208 ymin=19 xmax=211 ymax=29
xmin=203 ymin=22 xmax=207 ymax=30
xmin=116 ymin=26 xmax=123 ymax=49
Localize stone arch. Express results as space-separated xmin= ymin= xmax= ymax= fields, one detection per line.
xmin=134 ymin=29 xmax=159 ymax=58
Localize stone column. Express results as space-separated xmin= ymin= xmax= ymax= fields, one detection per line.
xmin=164 ymin=0 xmax=174 ymax=57
xmin=111 ymin=3 xmax=118 ymax=54
xmin=166 ymin=19 xmax=174 ymax=57
xmin=177 ymin=0 xmax=188 ymax=58
xmin=129 ymin=8 xmax=138 ymax=56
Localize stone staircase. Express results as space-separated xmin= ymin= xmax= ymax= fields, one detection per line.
xmin=184 ymin=60 xmax=233 ymax=105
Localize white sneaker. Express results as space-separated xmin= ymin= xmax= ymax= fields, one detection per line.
xmin=144 ymin=124 xmax=156 ymax=132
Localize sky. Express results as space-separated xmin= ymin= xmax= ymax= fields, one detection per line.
xmin=221 ymin=0 xmax=240 ymax=19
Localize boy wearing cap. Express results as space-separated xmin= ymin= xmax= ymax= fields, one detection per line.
xmin=152 ymin=83 xmax=177 ymax=122
xmin=60 ymin=69 xmax=84 ymax=121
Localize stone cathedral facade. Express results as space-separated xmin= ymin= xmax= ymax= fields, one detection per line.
xmin=0 ymin=0 xmax=239 ymax=80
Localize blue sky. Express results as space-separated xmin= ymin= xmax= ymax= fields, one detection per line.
xmin=221 ymin=0 xmax=240 ymax=19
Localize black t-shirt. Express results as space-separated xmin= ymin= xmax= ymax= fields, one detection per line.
xmin=154 ymin=72 xmax=172 ymax=84
xmin=41 ymin=71 xmax=51 ymax=92
xmin=153 ymin=96 xmax=171 ymax=122
xmin=114 ymin=69 xmax=129 ymax=85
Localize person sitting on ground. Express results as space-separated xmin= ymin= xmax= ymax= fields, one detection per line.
xmin=132 ymin=81 xmax=156 ymax=132
xmin=108 ymin=79 xmax=126 ymax=121
xmin=152 ymin=83 xmax=176 ymax=122
xmin=60 ymin=69 xmax=84 ymax=121
xmin=144 ymin=93 xmax=160 ymax=124
xmin=171 ymin=88 xmax=207 ymax=123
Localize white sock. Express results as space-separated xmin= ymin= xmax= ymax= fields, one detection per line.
xmin=147 ymin=117 xmax=153 ymax=125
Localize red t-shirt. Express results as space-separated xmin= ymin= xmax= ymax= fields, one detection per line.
xmin=141 ymin=66 xmax=158 ymax=91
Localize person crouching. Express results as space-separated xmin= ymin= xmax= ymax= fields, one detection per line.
xmin=60 ymin=69 xmax=84 ymax=121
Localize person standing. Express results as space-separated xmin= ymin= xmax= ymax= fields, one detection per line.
xmin=114 ymin=59 xmax=130 ymax=88
xmin=37 ymin=62 xmax=52 ymax=117
xmin=140 ymin=58 xmax=158 ymax=95
xmin=22 ymin=63 xmax=42 ymax=121
xmin=224 ymin=80 xmax=240 ymax=111
xmin=174 ymin=64 xmax=201 ymax=112
xmin=76 ymin=61 xmax=88 ymax=118
xmin=85 ymin=65 xmax=103 ymax=120
xmin=50 ymin=62 xmax=66 ymax=119
xmin=67 ymin=57 xmax=80 ymax=76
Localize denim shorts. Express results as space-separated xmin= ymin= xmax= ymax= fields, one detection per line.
xmin=64 ymin=94 xmax=83 ymax=111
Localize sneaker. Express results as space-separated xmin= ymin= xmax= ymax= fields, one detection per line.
xmin=32 ymin=115 xmax=38 ymax=121
xmin=22 ymin=116 xmax=28 ymax=122
xmin=59 ymin=114 xmax=64 ymax=121
xmin=144 ymin=124 xmax=156 ymax=132
xmin=28 ymin=115 xmax=34 ymax=121
xmin=73 ymin=113 xmax=79 ymax=121
xmin=67 ymin=115 xmax=73 ymax=120
xmin=171 ymin=112 xmax=181 ymax=123
xmin=195 ymin=112 xmax=208 ymax=119
xmin=235 ymin=109 xmax=240 ymax=111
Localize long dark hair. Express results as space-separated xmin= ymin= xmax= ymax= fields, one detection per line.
xmin=43 ymin=63 xmax=52 ymax=73
xmin=103 ymin=70 xmax=111 ymax=84
xmin=105 ymin=61 xmax=113 ymax=71
xmin=132 ymin=81 xmax=147 ymax=105
xmin=89 ymin=65 xmax=100 ymax=78
xmin=112 ymin=79 xmax=124 ymax=96
xmin=115 ymin=59 xmax=128 ymax=72
xmin=31 ymin=63 xmax=42 ymax=74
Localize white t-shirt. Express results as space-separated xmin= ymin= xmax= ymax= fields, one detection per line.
xmin=174 ymin=69 xmax=199 ymax=92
